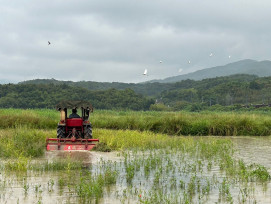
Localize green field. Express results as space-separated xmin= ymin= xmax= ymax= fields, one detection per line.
xmin=0 ymin=109 xmax=270 ymax=203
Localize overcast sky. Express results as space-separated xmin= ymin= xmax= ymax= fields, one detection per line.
xmin=1 ymin=0 xmax=271 ymax=83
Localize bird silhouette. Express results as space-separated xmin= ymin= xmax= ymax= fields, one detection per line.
xmin=48 ymin=41 xmax=51 ymax=45
xmin=143 ymin=69 xmax=148 ymax=75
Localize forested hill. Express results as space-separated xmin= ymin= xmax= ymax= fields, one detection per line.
xmin=160 ymin=74 xmax=271 ymax=109
xmin=0 ymin=83 xmax=154 ymax=110
xmin=19 ymin=79 xmax=171 ymax=97
xmin=148 ymin=59 xmax=271 ymax=83
xmin=3 ymin=74 xmax=271 ymax=110
xmin=19 ymin=74 xmax=259 ymax=98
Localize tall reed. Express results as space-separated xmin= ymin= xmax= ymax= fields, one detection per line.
xmin=1 ymin=109 xmax=271 ymax=136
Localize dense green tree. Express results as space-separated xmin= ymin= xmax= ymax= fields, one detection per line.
xmin=0 ymin=84 xmax=153 ymax=110
xmin=3 ymin=74 xmax=271 ymax=110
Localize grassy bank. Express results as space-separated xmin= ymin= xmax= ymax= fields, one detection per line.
xmin=0 ymin=109 xmax=57 ymax=129
xmin=93 ymin=110 xmax=271 ymax=136
xmin=0 ymin=128 xmax=230 ymax=158
xmin=0 ymin=128 xmax=54 ymax=158
xmin=1 ymin=109 xmax=271 ymax=136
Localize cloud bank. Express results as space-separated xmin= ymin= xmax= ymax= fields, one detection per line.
xmin=0 ymin=0 xmax=271 ymax=83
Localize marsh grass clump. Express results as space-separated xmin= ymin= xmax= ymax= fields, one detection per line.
xmin=76 ymin=174 xmax=104 ymax=201
xmin=104 ymin=168 xmax=118 ymax=185
xmin=92 ymin=142 xmax=111 ymax=152
xmin=218 ymin=177 xmax=232 ymax=202
xmin=250 ymin=164 xmax=271 ymax=182
xmin=30 ymin=159 xmax=84 ymax=171
xmin=219 ymin=157 xmax=271 ymax=183
xmin=95 ymin=128 xmax=234 ymax=160
xmin=94 ymin=128 xmax=184 ymax=150
xmin=126 ymin=163 xmax=135 ymax=183
xmin=75 ymin=163 xmax=120 ymax=201
xmin=5 ymin=156 xmax=28 ymax=171
xmin=0 ymin=128 xmax=54 ymax=158
xmin=4 ymin=158 xmax=84 ymax=172
xmin=58 ymin=177 xmax=65 ymax=190
xmin=0 ymin=109 xmax=58 ymax=129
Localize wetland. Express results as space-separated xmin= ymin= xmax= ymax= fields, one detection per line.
xmin=0 ymin=110 xmax=271 ymax=203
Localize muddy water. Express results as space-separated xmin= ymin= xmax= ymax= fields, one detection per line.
xmin=232 ymin=136 xmax=271 ymax=170
xmin=0 ymin=137 xmax=271 ymax=204
xmin=0 ymin=151 xmax=125 ymax=204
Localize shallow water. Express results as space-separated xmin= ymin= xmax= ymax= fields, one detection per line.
xmin=1 ymin=137 xmax=271 ymax=204
xmin=232 ymin=136 xmax=271 ymax=169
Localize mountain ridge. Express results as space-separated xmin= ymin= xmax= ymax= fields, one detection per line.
xmin=147 ymin=59 xmax=271 ymax=83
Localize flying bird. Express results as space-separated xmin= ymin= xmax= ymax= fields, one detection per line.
xmin=160 ymin=61 xmax=163 ymax=63
xmin=228 ymin=55 xmax=231 ymax=59
xmin=143 ymin=69 xmax=148 ymax=75
xmin=179 ymin=68 xmax=183 ymax=73
xmin=48 ymin=41 xmax=51 ymax=45
xmin=209 ymin=53 xmax=213 ymax=57
xmin=188 ymin=60 xmax=191 ymax=64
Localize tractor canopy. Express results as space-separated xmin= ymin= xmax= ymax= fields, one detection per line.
xmin=56 ymin=100 xmax=93 ymax=111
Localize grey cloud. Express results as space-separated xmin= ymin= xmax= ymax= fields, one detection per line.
xmin=1 ymin=0 xmax=271 ymax=83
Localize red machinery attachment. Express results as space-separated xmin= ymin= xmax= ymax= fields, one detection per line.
xmin=46 ymin=137 xmax=99 ymax=151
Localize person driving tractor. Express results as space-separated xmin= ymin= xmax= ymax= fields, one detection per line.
xmin=69 ymin=108 xmax=80 ymax=118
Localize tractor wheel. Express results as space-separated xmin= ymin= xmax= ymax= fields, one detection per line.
xmin=84 ymin=125 xmax=92 ymax=139
xmin=57 ymin=126 xmax=65 ymax=138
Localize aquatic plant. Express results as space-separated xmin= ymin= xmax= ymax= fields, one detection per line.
xmin=5 ymin=155 xmax=28 ymax=171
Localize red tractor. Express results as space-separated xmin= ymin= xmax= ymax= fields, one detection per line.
xmin=46 ymin=101 xmax=99 ymax=151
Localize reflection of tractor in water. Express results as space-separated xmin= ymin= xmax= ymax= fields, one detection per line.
xmin=46 ymin=101 xmax=99 ymax=151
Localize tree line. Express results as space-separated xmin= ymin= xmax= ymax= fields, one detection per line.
xmin=4 ymin=74 xmax=271 ymax=111
xmin=0 ymin=83 xmax=154 ymax=110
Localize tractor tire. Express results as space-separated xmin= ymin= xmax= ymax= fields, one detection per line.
xmin=57 ymin=126 xmax=65 ymax=138
xmin=84 ymin=125 xmax=92 ymax=139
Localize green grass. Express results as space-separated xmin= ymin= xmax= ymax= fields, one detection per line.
xmin=93 ymin=110 xmax=271 ymax=136
xmin=0 ymin=109 xmax=57 ymax=129
xmin=30 ymin=159 xmax=84 ymax=171
xmin=0 ymin=128 xmax=54 ymax=158
xmin=1 ymin=109 xmax=271 ymax=136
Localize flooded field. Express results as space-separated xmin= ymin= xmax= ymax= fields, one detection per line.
xmin=0 ymin=136 xmax=271 ymax=204
xmin=233 ymin=136 xmax=271 ymax=170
